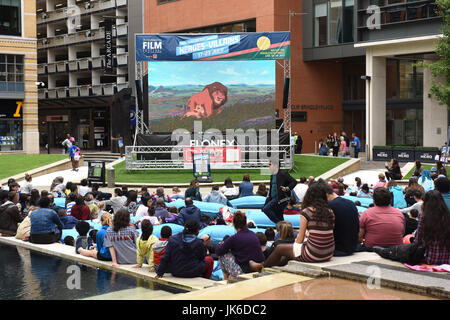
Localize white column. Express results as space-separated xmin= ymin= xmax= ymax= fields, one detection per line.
xmin=423 ymin=63 xmax=448 ymax=147
xmin=366 ymin=49 xmax=386 ymax=160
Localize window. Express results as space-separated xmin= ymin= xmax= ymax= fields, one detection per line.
xmin=314 ymin=0 xmax=354 ymax=47
xmin=157 ymin=0 xmax=179 ymax=4
xmin=178 ymin=20 xmax=257 ymax=33
xmin=0 ymin=54 xmax=24 ymax=88
xmin=0 ymin=0 xmax=21 ymax=36
xmin=315 ymin=2 xmax=328 ymax=46
xmin=292 ymin=112 xmax=307 ymax=122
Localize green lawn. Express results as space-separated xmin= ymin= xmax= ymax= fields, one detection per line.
xmin=0 ymin=154 xmax=67 ymax=180
xmin=403 ymin=164 xmax=450 ymax=180
xmin=113 ymin=155 xmax=350 ymax=184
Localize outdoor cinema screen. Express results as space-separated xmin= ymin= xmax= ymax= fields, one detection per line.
xmin=147 ymin=60 xmax=276 ymax=132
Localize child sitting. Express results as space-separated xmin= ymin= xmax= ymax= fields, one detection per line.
xmin=64 ymin=235 xmax=75 ymax=246
xmin=283 ymin=198 xmax=301 ymax=215
xmin=152 ymin=226 xmax=172 ymax=270
xmin=89 ymin=229 xmax=98 ymax=244
xmin=404 ymin=208 xmax=419 ymax=236
xmin=133 ymin=220 xmax=158 ymax=272
xmin=165 ymin=206 xmax=179 ymax=224
xmin=357 ymin=184 xmax=372 ymax=198
xmin=171 ymin=187 xmax=184 ymax=200
xmin=265 ymin=227 xmax=275 ymax=247
xmin=256 ymin=232 xmax=268 ymax=260
xmin=58 ymin=209 xmax=78 ymax=229
xmin=75 ymin=221 xmax=94 ymax=254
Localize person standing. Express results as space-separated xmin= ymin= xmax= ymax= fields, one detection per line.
xmin=295 ymin=132 xmax=303 ymax=155
xmin=61 ymin=134 xmax=72 ymax=155
xmin=332 ymin=132 xmax=340 ymax=157
xmin=82 ymin=131 xmax=89 ymax=150
xmin=68 ymin=141 xmax=80 ymax=172
xmin=111 ymin=133 xmax=124 ymax=157
xmin=351 ymin=133 xmax=360 ymax=159
xmin=262 ymin=157 xmax=297 ymax=224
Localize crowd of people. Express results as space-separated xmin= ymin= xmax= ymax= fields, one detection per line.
xmin=318 ymin=131 xmax=360 ymax=158
xmin=0 ymin=156 xmax=448 ymax=282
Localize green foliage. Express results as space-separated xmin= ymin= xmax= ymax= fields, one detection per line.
xmin=419 ymin=0 xmax=450 ymax=109
xmin=0 ymin=154 xmax=67 ymax=180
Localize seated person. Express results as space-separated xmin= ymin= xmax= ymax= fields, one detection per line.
xmin=75 ymin=221 xmax=94 ymax=254
xmin=0 ymin=191 xmax=23 ymax=236
xmin=177 ymin=198 xmax=205 ymax=228
xmin=220 ymin=178 xmax=239 ymax=200
xmin=165 ymin=206 xmax=179 ymax=224
xmin=153 ymin=226 xmax=172 ymax=270
xmin=359 ymin=188 xmax=405 ymax=249
xmin=171 ymin=187 xmax=185 ymax=201
xmin=155 ymin=219 xmax=213 ymax=279
xmin=403 ymin=208 xmax=419 ymax=236
xmin=204 ymin=186 xmax=228 ymax=206
xmin=265 ymin=227 xmax=275 ymax=247
xmin=58 ymin=209 xmax=78 ymax=229
xmin=357 ymin=184 xmax=372 ymax=198
xmin=29 ymin=197 xmax=63 ymax=244
xmin=238 ymin=174 xmax=254 ymax=198
xmin=64 ymin=235 xmax=75 ymax=246
xmin=133 ymin=220 xmax=158 ymax=272
xmin=77 ymin=213 xmax=113 ymax=261
xmin=256 ymin=232 xmax=269 ymax=260
xmin=283 ymin=198 xmax=300 ymax=215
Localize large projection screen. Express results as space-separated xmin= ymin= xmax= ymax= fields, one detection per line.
xmin=147 ymin=60 xmax=276 ymax=132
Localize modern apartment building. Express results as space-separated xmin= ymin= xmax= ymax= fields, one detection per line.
xmin=36 ymin=0 xmax=143 ymax=150
xmin=0 ymin=0 xmax=39 ymax=154
xmin=144 ymin=0 xmax=444 ymax=156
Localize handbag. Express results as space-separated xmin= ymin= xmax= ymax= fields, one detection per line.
xmin=373 ymin=242 xmax=425 ymax=265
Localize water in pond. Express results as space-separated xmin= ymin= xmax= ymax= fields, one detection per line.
xmin=0 ymin=243 xmax=187 ymax=300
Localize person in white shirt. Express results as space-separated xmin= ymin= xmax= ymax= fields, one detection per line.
xmin=78 ymin=179 xmax=92 ymax=197
xmin=220 ymin=177 xmax=239 ymax=200
xmin=293 ymin=177 xmax=308 ymax=203
xmin=135 ymin=194 xmax=151 ymax=218
xmin=21 ymin=173 xmax=33 ymax=195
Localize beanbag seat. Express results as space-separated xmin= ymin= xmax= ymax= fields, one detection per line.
xmin=341 ymin=195 xmax=373 ymax=208
xmin=151 ymin=223 xmax=184 ymax=238
xmin=211 ymin=260 xmax=223 ymax=281
xmin=166 ymin=200 xmax=237 ymax=218
xmin=198 ymin=225 xmax=236 ymax=244
xmin=229 ymin=196 xmax=267 ymax=209
xmin=53 ymin=197 xmax=66 ymax=209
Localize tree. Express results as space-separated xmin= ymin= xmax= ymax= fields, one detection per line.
xmin=421 ymin=0 xmax=450 ymax=109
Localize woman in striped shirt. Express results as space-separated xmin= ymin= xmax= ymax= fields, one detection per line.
xmin=250 ymin=181 xmax=335 ymax=271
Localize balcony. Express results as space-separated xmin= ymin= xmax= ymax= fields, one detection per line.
xmin=38 ymin=27 xmax=120 ymax=49
xmin=37 ymin=0 xmax=121 ymax=25
xmin=357 ymin=0 xmax=441 ymax=29
xmin=38 ymin=82 xmax=127 ymax=100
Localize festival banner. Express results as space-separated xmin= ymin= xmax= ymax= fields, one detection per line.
xmin=136 ymin=32 xmax=290 ymax=61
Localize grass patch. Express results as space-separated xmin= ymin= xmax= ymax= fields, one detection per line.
xmin=0 ymin=154 xmax=67 ymax=180
xmin=113 ymin=155 xmax=350 ymax=184
xmin=403 ymin=164 xmax=450 ymax=180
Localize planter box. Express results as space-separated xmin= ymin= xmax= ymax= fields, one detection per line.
xmin=373 ymin=147 xmax=392 ymax=161
xmin=415 ymin=149 xmax=440 ymax=163
xmin=393 ymin=149 xmax=415 ymax=162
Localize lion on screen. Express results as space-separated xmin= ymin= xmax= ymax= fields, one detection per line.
xmin=182 ymin=82 xmax=228 ymax=119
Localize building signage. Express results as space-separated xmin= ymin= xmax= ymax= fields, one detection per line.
xmin=136 ymin=32 xmax=290 ymax=61
xmin=291 ymin=104 xmax=333 ymax=110
xmin=104 ymin=18 xmax=113 ymax=73
xmin=0 ymin=100 xmax=23 ymax=119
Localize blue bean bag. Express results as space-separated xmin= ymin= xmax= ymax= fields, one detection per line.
xmin=151 ymin=223 xmax=184 ymax=238
xmin=341 ymin=195 xmax=373 ymax=208
xmin=229 ymin=196 xmax=267 ymax=209
xmin=282 ymin=214 xmax=301 ymax=229
xmin=53 ymin=197 xmax=66 ymax=209
xmin=245 ymin=210 xmax=276 ymax=228
xmin=165 ymin=200 xmax=237 ymax=218
xmin=61 ymin=228 xmax=79 ymax=243
xmin=211 ymin=260 xmax=223 ymax=281
xmin=198 ymin=225 xmax=236 ymax=244
xmin=356 ymin=206 xmax=366 ymax=213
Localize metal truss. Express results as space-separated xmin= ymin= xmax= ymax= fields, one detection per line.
xmin=125 ymin=144 xmax=294 ymax=170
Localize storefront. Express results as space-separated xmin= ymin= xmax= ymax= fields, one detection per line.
xmin=0 ymin=99 xmax=23 ymax=151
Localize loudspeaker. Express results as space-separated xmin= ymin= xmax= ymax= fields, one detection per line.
xmin=111 ymin=88 xmax=132 ymax=152
xmin=282 ymin=77 xmax=290 ymax=109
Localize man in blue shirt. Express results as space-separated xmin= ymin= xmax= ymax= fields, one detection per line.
xmin=351 ymin=133 xmax=360 ymax=159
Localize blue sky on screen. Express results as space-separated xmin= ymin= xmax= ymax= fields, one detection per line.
xmin=148 ymin=60 xmax=275 ymax=87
